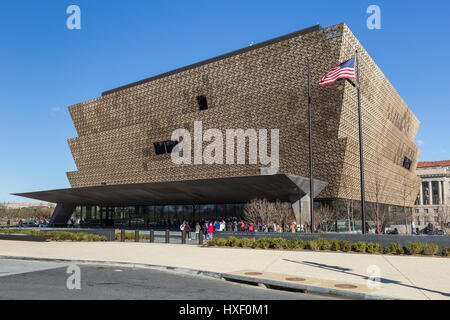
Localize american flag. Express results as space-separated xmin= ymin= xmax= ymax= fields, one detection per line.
xmin=319 ymin=57 xmax=355 ymax=86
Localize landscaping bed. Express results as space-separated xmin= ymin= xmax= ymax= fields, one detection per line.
xmin=206 ymin=236 xmax=450 ymax=257
xmin=0 ymin=228 xmax=107 ymax=242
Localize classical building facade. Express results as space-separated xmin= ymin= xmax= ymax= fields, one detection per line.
xmin=414 ymin=160 xmax=450 ymax=229
xmin=15 ymin=23 xmax=421 ymax=227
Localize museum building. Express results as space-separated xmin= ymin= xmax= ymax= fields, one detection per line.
xmin=14 ymin=23 xmax=421 ymax=227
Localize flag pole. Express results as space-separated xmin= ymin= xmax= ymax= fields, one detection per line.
xmin=356 ymin=48 xmax=367 ymax=234
xmin=307 ymin=57 xmax=315 ymax=233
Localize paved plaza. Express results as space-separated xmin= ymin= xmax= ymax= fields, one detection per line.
xmin=0 ymin=240 xmax=449 ymax=299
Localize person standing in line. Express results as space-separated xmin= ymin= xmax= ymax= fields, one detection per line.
xmin=208 ymin=222 xmax=214 ymax=240
xmin=411 ymin=220 xmax=415 ymax=235
xmin=214 ymin=220 xmax=220 ymax=232
xmin=185 ymin=221 xmax=191 ymax=240
xmin=180 ymin=221 xmax=185 ymax=233
xmin=195 ymin=222 xmax=200 ymax=240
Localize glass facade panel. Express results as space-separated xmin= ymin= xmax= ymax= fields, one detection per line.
xmin=81 ymin=203 xmax=246 ymax=227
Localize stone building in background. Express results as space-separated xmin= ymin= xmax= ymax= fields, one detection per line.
xmin=14 ymin=23 xmax=421 ymax=228
xmin=414 ymin=161 xmax=450 ymax=230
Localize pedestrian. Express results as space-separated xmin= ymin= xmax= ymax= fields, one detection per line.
xmin=233 ymin=220 xmax=238 ymax=232
xmin=375 ymin=224 xmax=381 ymax=234
xmin=411 ymin=220 xmax=415 ymax=235
xmin=428 ymin=223 xmax=434 ymax=235
xmin=180 ymin=221 xmax=185 ymax=232
xmin=248 ymin=223 xmax=254 ymax=232
xmin=195 ymin=222 xmax=200 ymax=240
xmin=214 ymin=220 xmax=221 ymax=232
xmin=208 ymin=222 xmax=214 ymax=239
xmin=185 ymin=221 xmax=191 ymax=240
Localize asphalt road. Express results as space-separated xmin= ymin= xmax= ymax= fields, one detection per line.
xmin=0 ymin=259 xmax=334 ymax=300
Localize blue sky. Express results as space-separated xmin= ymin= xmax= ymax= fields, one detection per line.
xmin=1 ymin=0 xmax=449 ymax=202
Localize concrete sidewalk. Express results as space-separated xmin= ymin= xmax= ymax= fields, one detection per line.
xmin=0 ymin=240 xmax=448 ymax=300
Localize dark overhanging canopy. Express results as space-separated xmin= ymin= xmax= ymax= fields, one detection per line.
xmin=13 ymin=174 xmax=328 ymax=206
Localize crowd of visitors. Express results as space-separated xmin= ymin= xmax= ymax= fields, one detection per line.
xmin=176 ymin=218 xmax=309 ymax=240
xmin=16 ymin=218 xmax=48 ymax=229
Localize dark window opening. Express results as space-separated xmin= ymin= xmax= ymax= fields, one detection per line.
xmin=154 ymin=142 xmax=166 ymax=155
xmin=165 ymin=140 xmax=179 ymax=153
xmin=154 ymin=140 xmax=179 ymax=155
xmin=403 ymin=157 xmax=412 ymax=170
xmin=197 ymin=95 xmax=208 ymax=111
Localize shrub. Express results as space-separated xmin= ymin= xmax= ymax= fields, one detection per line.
xmin=329 ymin=239 xmax=340 ymax=251
xmin=352 ymin=241 xmax=367 ymax=253
xmin=408 ymin=242 xmax=425 ymax=255
xmin=339 ymin=240 xmax=352 ymax=252
xmin=441 ymin=247 xmax=450 ymax=257
xmin=207 ymin=239 xmax=217 ymax=246
xmin=239 ymin=238 xmax=255 ymax=248
xmin=316 ymin=238 xmax=331 ymax=250
xmin=422 ymin=243 xmax=438 ymax=255
xmin=269 ymin=238 xmax=288 ymax=249
xmin=366 ymin=242 xmax=382 ymax=254
xmin=387 ymin=242 xmax=404 ymax=255
xmin=215 ymin=238 xmax=227 ymax=247
xmin=305 ymin=240 xmax=320 ymax=251
xmin=256 ymin=238 xmax=271 ymax=249
xmin=0 ymin=229 xmax=107 ymax=242
xmin=49 ymin=231 xmax=75 ymax=241
xmin=292 ymin=239 xmax=305 ymax=250
xmin=227 ymin=236 xmax=240 ymax=247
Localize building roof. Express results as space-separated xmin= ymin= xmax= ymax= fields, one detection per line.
xmin=417 ymin=160 xmax=450 ymax=168
xmin=13 ymin=174 xmax=327 ymax=206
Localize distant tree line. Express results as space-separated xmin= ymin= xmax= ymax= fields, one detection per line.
xmin=0 ymin=205 xmax=54 ymax=221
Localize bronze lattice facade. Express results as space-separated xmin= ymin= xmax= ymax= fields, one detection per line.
xmin=64 ymin=23 xmax=420 ymax=208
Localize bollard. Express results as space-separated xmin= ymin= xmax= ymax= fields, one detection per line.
xmin=150 ymin=229 xmax=154 ymax=243
xmin=135 ymin=229 xmax=139 ymax=242
xmin=181 ymin=230 xmax=186 ymax=244
xmin=120 ymin=229 xmax=125 ymax=242
xmin=165 ymin=229 xmax=170 ymax=243
xmin=199 ymin=231 xmax=203 ymax=245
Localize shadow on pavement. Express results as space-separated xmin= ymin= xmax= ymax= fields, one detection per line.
xmin=282 ymin=259 xmax=450 ymax=298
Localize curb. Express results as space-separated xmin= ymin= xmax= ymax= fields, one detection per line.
xmin=221 ymin=273 xmax=397 ymax=300
xmin=0 ymin=255 xmax=397 ymax=300
xmin=0 ymin=255 xmax=222 ymax=279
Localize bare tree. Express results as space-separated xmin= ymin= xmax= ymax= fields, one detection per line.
xmin=243 ymin=198 xmax=294 ymax=231
xmin=367 ymin=164 xmax=389 ymax=233
xmin=314 ymin=205 xmax=338 ymax=232
xmin=273 ymin=200 xmax=295 ymax=231
xmin=399 ymin=170 xmax=419 ymax=234
xmin=340 ymin=178 xmax=354 ymax=232
xmin=243 ymin=198 xmax=276 ymax=227
xmin=437 ymin=204 xmax=450 ymax=234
